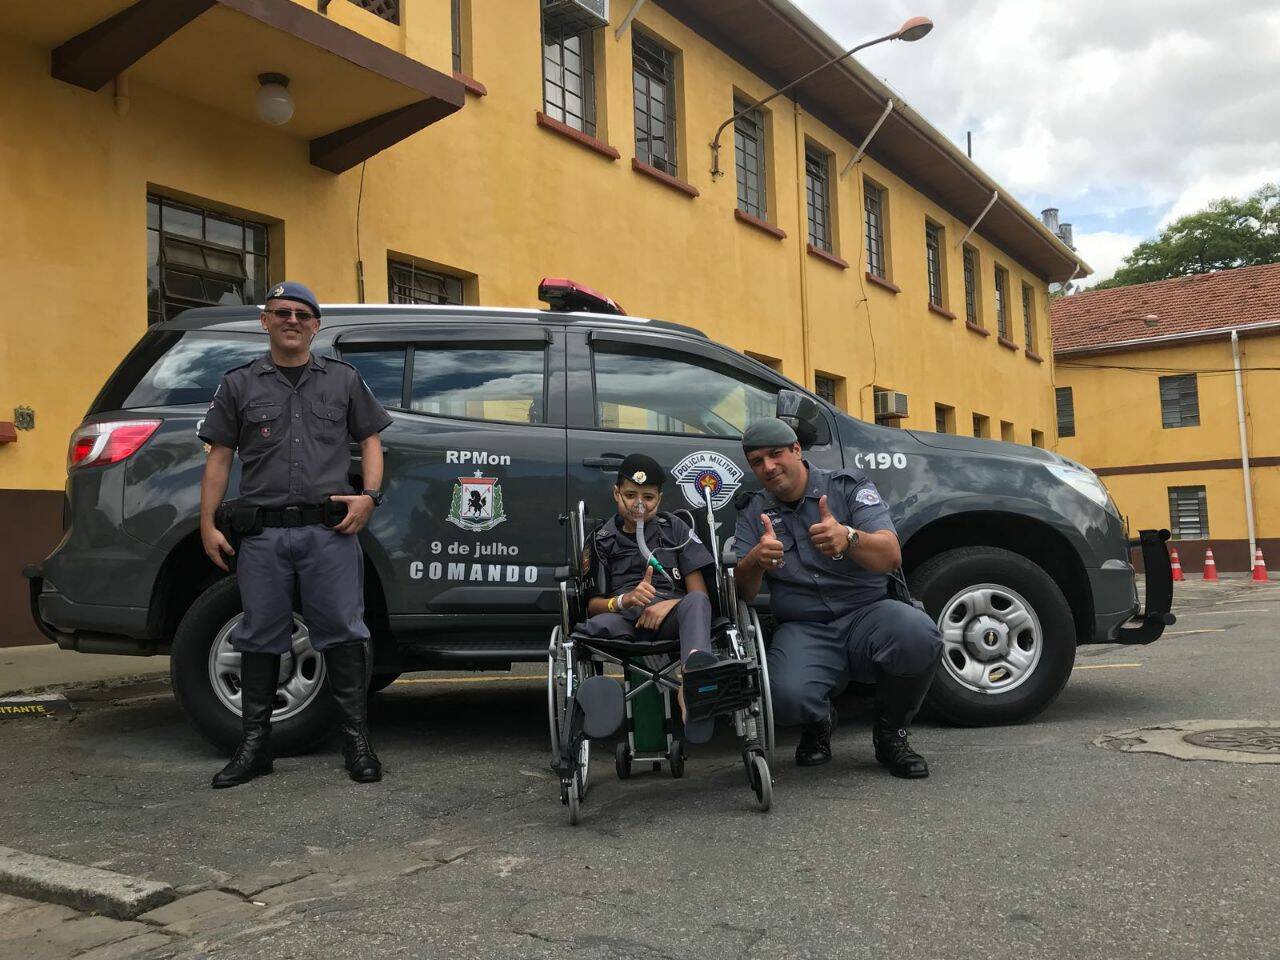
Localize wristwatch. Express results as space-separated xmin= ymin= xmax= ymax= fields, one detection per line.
xmin=362 ymin=489 xmax=384 ymax=507
xmin=833 ymin=525 xmax=858 ymax=560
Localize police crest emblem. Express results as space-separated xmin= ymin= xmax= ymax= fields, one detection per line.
xmin=673 ymin=450 xmax=743 ymax=510
xmin=446 ymin=471 xmax=507 ymax=532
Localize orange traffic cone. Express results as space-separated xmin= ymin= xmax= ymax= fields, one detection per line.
xmin=1169 ymin=546 xmax=1184 ymax=582
xmin=1252 ymin=548 xmax=1269 ymax=582
xmin=1202 ymin=548 xmax=1219 ymax=581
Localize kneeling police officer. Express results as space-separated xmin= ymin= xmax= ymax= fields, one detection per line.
xmin=198 ymin=281 xmax=393 ymax=789
xmin=733 ymin=419 xmax=943 ymax=775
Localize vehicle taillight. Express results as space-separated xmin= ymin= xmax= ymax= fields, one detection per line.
xmin=67 ymin=420 xmax=162 ymax=470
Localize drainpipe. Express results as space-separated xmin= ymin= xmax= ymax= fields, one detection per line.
xmin=957 ymin=190 xmax=998 ymax=249
xmin=113 ymin=73 xmax=131 ymax=117
xmin=794 ymin=103 xmax=812 ymax=388
xmin=615 ymin=0 xmax=646 ymax=39
xmin=1232 ymin=330 xmax=1257 ymax=566
xmin=839 ymin=99 xmax=893 ymax=178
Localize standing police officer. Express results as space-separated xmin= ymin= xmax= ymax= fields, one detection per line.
xmin=198 ymin=282 xmax=393 ymax=789
xmin=733 ymin=419 xmax=943 ymax=776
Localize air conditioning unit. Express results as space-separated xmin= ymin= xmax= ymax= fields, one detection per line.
xmin=873 ymin=390 xmax=909 ymax=420
xmin=542 ymin=0 xmax=610 ymax=34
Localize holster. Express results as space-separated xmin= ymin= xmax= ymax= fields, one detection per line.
xmin=322 ymin=497 xmax=349 ymax=528
xmin=214 ymin=500 xmax=264 ymax=571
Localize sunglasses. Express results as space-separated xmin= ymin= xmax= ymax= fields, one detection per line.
xmin=266 ymin=307 xmax=315 ymax=322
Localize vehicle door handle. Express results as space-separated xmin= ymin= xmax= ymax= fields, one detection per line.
xmin=582 ymin=454 xmax=625 ymax=469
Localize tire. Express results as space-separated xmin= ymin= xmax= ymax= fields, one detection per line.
xmin=369 ymin=672 xmax=402 ymax=693
xmin=170 ymin=577 xmax=336 ymax=755
xmin=911 ymin=546 xmax=1076 ymax=727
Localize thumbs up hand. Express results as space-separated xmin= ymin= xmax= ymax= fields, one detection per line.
xmin=625 ymin=564 xmax=657 ymax=609
xmin=809 ymin=494 xmax=850 ymax=556
xmin=753 ymin=513 xmax=785 ymax=571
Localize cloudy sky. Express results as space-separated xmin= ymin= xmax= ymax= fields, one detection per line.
xmin=793 ymin=0 xmax=1280 ymax=285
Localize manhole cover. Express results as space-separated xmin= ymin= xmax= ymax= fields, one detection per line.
xmin=1095 ymin=719 xmax=1280 ymax=764
xmin=1183 ymin=727 xmax=1280 ymax=755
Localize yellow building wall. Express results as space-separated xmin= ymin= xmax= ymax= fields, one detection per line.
xmin=1 ymin=0 xmax=1060 ymax=496
xmin=1056 ymin=331 xmax=1280 ymax=570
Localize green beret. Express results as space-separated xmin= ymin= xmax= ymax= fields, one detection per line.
xmin=741 ymin=418 xmax=799 ymax=452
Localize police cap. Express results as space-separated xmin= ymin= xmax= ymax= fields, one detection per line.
xmin=617 ymin=453 xmax=665 ymax=489
xmin=265 ymin=281 xmax=322 ymax=320
xmin=741 ymin=418 xmax=799 ymax=453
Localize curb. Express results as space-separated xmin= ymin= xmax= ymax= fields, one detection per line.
xmin=0 ymin=846 xmax=175 ymax=920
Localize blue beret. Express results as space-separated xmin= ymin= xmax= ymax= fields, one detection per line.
xmin=265 ymin=281 xmax=321 ymax=319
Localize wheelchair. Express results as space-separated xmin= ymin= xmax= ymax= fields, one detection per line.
xmin=547 ymin=491 xmax=775 ymax=825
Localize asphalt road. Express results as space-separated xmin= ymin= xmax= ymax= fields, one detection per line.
xmin=1 ymin=579 xmax=1278 ymax=959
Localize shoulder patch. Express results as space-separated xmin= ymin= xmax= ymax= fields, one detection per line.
xmin=855 ymin=487 xmax=882 ymax=506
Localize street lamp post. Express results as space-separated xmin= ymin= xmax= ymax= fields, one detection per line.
xmin=709 ymin=16 xmax=933 ymax=178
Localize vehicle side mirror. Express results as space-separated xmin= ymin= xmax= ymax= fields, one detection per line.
xmin=775 ymin=389 xmax=822 ymax=449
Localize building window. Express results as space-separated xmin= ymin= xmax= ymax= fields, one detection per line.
xmin=972 ymin=413 xmax=990 ymax=438
xmin=147 ymin=195 xmax=269 ymax=325
xmin=734 ymin=98 xmax=766 ymax=219
xmin=1031 ymin=429 xmax=1044 ymax=448
xmin=925 ymin=221 xmax=944 ymax=308
xmin=388 ymin=260 xmax=464 ymax=305
xmin=1000 ymin=420 xmax=1015 ymax=442
xmin=814 ymin=373 xmax=842 ymax=408
xmin=351 ymin=0 xmax=399 ymax=25
xmin=806 ymin=144 xmax=832 ymax=252
xmin=1159 ymin=374 xmax=1200 ymax=428
xmin=633 ymin=32 xmax=678 ymax=175
xmin=963 ymin=245 xmax=979 ymax=325
xmin=1056 ymin=386 xmax=1075 ymax=438
xmin=745 ymin=351 xmax=782 ymax=372
xmin=543 ymin=17 xmax=597 ymax=135
xmin=864 ymin=179 xmax=887 ymax=278
xmin=935 ymin=403 xmax=955 ymax=434
xmin=1022 ymin=283 xmax=1036 ymax=352
xmin=1168 ymin=486 xmax=1209 ymax=539
xmin=994 ymin=265 xmax=1010 ymax=339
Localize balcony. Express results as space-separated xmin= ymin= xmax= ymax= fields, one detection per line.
xmin=10 ymin=0 xmax=464 ymax=173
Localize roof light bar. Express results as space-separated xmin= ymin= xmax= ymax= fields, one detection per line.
xmin=538 ymin=278 xmax=627 ymax=316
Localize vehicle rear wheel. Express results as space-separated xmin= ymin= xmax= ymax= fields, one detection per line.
xmin=910 ymin=546 xmax=1076 ymax=727
xmin=170 ymin=577 xmax=336 ymax=755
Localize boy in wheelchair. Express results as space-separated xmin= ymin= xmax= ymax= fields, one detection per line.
xmin=575 ymin=454 xmax=740 ymax=740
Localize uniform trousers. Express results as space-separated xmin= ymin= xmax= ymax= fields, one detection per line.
xmin=576 ymin=591 xmax=712 ymax=663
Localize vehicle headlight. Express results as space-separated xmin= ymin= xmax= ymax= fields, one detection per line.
xmin=1045 ymin=463 xmax=1117 ymax=515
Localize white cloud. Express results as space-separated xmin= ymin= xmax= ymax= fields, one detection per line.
xmin=1071 ymin=231 xmax=1144 ymax=288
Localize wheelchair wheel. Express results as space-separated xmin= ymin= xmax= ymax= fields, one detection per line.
xmin=615 ymin=741 xmax=632 ymax=780
xmin=576 ymin=740 xmax=591 ymax=801
xmin=750 ymin=753 xmax=772 ymax=812
xmin=547 ymin=626 xmax=565 ymax=760
xmin=567 ymin=775 xmax=581 ymax=826
xmin=668 ymin=739 xmax=685 ymax=779
xmin=743 ymin=605 xmax=776 ymax=766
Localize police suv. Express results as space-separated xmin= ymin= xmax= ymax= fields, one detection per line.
xmin=25 ymin=280 xmax=1174 ymax=752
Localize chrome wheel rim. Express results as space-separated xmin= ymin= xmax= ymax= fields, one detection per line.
xmin=208 ymin=614 xmax=326 ymax=721
xmin=938 ymin=583 xmax=1043 ymax=694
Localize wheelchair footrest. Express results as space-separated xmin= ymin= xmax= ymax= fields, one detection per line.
xmin=683 ymin=658 xmax=755 ymax=722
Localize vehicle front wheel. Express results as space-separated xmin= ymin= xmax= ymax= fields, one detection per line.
xmin=170 ymin=577 xmax=336 ymax=755
xmin=910 ymin=546 xmax=1076 ymax=727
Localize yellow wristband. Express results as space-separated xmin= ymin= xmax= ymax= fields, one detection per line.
xmin=607 ymin=596 xmax=617 ymax=613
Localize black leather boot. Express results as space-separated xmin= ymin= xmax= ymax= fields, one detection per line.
xmin=872 ymin=665 xmax=937 ymax=779
xmin=795 ymin=703 xmax=837 ymax=767
xmin=212 ymin=652 xmax=278 ymax=789
xmin=325 ymin=642 xmax=382 ymax=783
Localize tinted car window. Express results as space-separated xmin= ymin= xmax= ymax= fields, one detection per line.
xmin=409 ymin=346 xmax=545 ymax=424
xmin=593 ymin=346 xmax=776 ymax=437
xmin=342 ymin=347 xmax=406 ymax=408
xmin=90 ymin=330 xmax=266 ymax=412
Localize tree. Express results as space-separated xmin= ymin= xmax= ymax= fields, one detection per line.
xmin=1094 ymin=183 xmax=1280 ymax=289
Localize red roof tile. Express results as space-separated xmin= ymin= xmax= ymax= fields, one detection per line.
xmin=1050 ymin=263 xmax=1280 ymax=355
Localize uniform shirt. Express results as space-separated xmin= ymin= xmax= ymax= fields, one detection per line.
xmin=588 ymin=512 xmax=715 ymax=619
xmin=733 ymin=464 xmax=896 ymax=622
xmin=199 ymin=353 xmax=393 ymax=508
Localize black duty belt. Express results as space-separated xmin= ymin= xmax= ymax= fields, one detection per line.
xmin=259 ymin=504 xmax=329 ymax=528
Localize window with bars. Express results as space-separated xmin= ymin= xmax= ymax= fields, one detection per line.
xmin=351 ymin=0 xmax=399 ymax=24
xmin=1031 ymin=429 xmax=1044 ymax=448
xmin=633 ymin=33 xmax=677 ymax=175
xmin=1022 ymin=283 xmax=1036 ymax=352
xmin=962 ymin=245 xmax=979 ymax=325
xmin=734 ymin=98 xmax=766 ymax=219
xmin=864 ymin=179 xmax=886 ymax=278
xmin=814 ymin=374 xmax=840 ymax=407
xmin=1168 ymin=485 xmax=1209 ymax=539
xmin=1159 ymin=374 xmax=1200 ymax=428
xmin=388 ymin=260 xmax=464 ymax=305
xmin=925 ymin=221 xmax=944 ymax=307
xmin=805 ymin=144 xmax=832 ymax=252
xmin=543 ymin=17 xmax=597 ymax=135
xmin=972 ymin=413 xmax=990 ymax=438
xmin=1056 ymin=386 xmax=1075 ymax=438
xmin=146 ymin=195 xmax=268 ymax=325
xmin=994 ymin=265 xmax=1010 ymax=339
xmin=935 ymin=403 xmax=954 ymax=434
